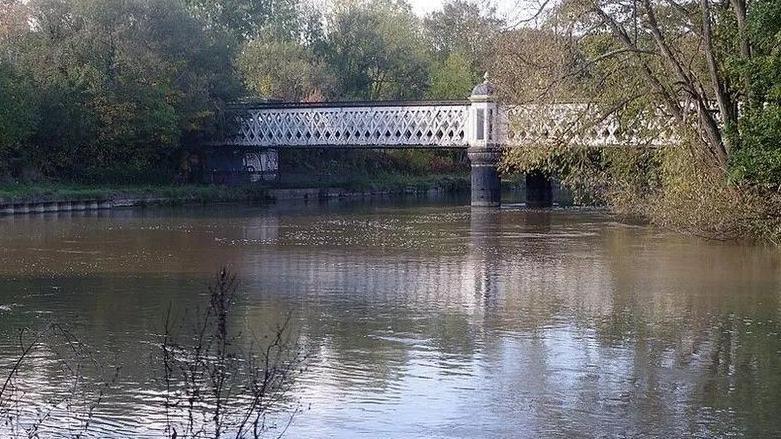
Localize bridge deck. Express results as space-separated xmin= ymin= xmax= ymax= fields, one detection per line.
xmin=223 ymin=100 xmax=677 ymax=149
xmin=229 ymin=101 xmax=470 ymax=149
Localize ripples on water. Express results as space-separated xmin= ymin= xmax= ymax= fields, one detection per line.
xmin=0 ymin=197 xmax=780 ymax=438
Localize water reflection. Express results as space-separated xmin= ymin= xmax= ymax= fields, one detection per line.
xmin=0 ymin=200 xmax=780 ymax=437
xmin=465 ymin=208 xmax=502 ymax=308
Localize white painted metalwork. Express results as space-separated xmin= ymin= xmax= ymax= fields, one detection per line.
xmin=467 ymin=78 xmax=500 ymax=149
xmin=501 ymin=104 xmax=679 ymax=148
xmin=230 ymin=104 xmax=470 ymax=148
xmin=225 ymin=101 xmax=679 ymax=149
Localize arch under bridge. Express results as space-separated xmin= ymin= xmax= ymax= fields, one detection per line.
xmin=217 ymin=77 xmax=678 ymax=207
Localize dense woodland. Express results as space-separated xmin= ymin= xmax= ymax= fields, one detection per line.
xmin=0 ymin=0 xmax=500 ymax=182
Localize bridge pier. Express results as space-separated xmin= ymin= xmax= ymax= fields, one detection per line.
xmin=468 ymin=148 xmax=501 ymax=207
xmin=525 ymin=171 xmax=553 ymax=208
xmin=467 ymin=73 xmax=502 ymax=208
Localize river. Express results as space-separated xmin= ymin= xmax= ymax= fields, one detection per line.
xmin=0 ymin=196 xmax=779 ymax=438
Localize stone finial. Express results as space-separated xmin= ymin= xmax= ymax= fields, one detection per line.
xmin=471 ymin=71 xmax=496 ymax=97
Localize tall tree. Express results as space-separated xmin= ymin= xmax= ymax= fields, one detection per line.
xmin=494 ymin=0 xmax=780 ymax=175
xmin=6 ymin=0 xmax=241 ymax=180
xmin=0 ymin=0 xmax=29 ymax=64
xmin=722 ymin=0 xmax=781 ymax=185
xmin=0 ymin=63 xmax=38 ymax=175
xmin=182 ymin=0 xmax=301 ymax=45
xmin=238 ymin=35 xmax=335 ymax=101
xmin=424 ymin=0 xmax=504 ymax=74
xmin=427 ymin=51 xmax=477 ymax=99
xmin=320 ymin=0 xmax=431 ymax=100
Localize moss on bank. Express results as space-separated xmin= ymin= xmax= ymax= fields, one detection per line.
xmin=0 ymin=173 xmax=470 ymax=204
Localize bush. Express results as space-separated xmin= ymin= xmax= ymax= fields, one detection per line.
xmin=502 ymin=141 xmax=781 ymax=243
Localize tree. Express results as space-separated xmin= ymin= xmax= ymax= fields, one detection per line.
xmin=239 ymin=35 xmax=335 ymax=101
xmin=492 ymin=0 xmax=781 ymax=239
xmin=320 ymin=0 xmax=431 ymax=100
xmin=182 ymin=0 xmax=301 ymax=46
xmin=0 ymin=63 xmax=38 ymax=176
xmin=424 ymin=0 xmax=504 ymax=77
xmin=722 ymin=0 xmax=781 ymax=186
xmin=0 ymin=0 xmax=29 ymax=64
xmin=5 ymin=0 xmax=241 ymax=181
xmin=427 ymin=51 xmax=477 ymax=99
xmin=496 ymin=0 xmax=779 ymax=173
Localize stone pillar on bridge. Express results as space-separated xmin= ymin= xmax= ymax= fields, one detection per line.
xmin=467 ymin=74 xmax=502 ymax=207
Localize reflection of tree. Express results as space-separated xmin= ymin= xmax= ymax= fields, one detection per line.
xmin=444 ymin=212 xmax=781 ymax=437
xmin=592 ymin=226 xmax=781 ymax=436
xmin=3 ymin=205 xmax=781 ymax=435
xmin=695 ymin=313 xmax=781 ymax=437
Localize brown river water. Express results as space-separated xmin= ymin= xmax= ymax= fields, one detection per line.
xmin=0 ymin=196 xmax=780 ymax=438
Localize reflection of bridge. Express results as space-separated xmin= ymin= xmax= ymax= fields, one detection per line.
xmin=219 ymin=76 xmax=678 ymax=207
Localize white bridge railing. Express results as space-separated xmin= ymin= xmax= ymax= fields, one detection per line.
xmin=228 ymin=102 xmax=470 ymax=148
xmin=223 ymin=100 xmax=679 ymax=149
xmin=503 ymin=104 xmax=679 ymax=148
xmin=219 ymin=77 xmax=685 ymax=207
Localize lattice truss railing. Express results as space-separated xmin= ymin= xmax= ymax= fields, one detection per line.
xmin=230 ymin=104 xmax=470 ymax=148
xmin=501 ymin=104 xmax=680 ymax=148
xmin=227 ymin=102 xmax=681 ymax=149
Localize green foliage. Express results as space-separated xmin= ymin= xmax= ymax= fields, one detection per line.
xmin=427 ymin=52 xmax=477 ymax=99
xmin=643 ymin=147 xmax=781 ymax=242
xmin=729 ymin=105 xmax=781 ymax=185
xmin=423 ymin=0 xmax=503 ymax=101
xmin=725 ymin=0 xmax=781 ymax=186
xmin=0 ymin=182 xmax=271 ymax=203
xmin=238 ymin=36 xmax=334 ymax=101
xmin=235 ymin=0 xmax=502 ymax=103
xmin=2 ymin=0 xmax=240 ymax=182
xmin=181 ymin=0 xmax=301 ymax=45
xmin=320 ymin=0 xmax=431 ymax=100
xmin=423 ymin=0 xmax=503 ymax=73
xmin=0 ymin=63 xmax=38 ymax=173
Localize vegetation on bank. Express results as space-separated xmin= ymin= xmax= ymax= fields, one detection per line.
xmin=493 ymin=0 xmax=781 ymax=242
xmin=0 ymin=0 xmax=497 ymax=185
xmin=0 ymin=173 xmax=470 ymax=204
xmin=0 ymin=183 xmax=269 ymax=204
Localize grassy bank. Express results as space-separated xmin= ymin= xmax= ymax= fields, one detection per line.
xmin=0 ymin=173 xmax=470 ymax=204
xmin=0 ymin=184 xmax=270 ymax=204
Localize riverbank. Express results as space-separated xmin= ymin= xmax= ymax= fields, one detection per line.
xmin=0 ymin=173 xmax=470 ymax=212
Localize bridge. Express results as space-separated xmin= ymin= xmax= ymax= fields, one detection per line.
xmin=219 ymin=75 xmax=678 ymax=207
